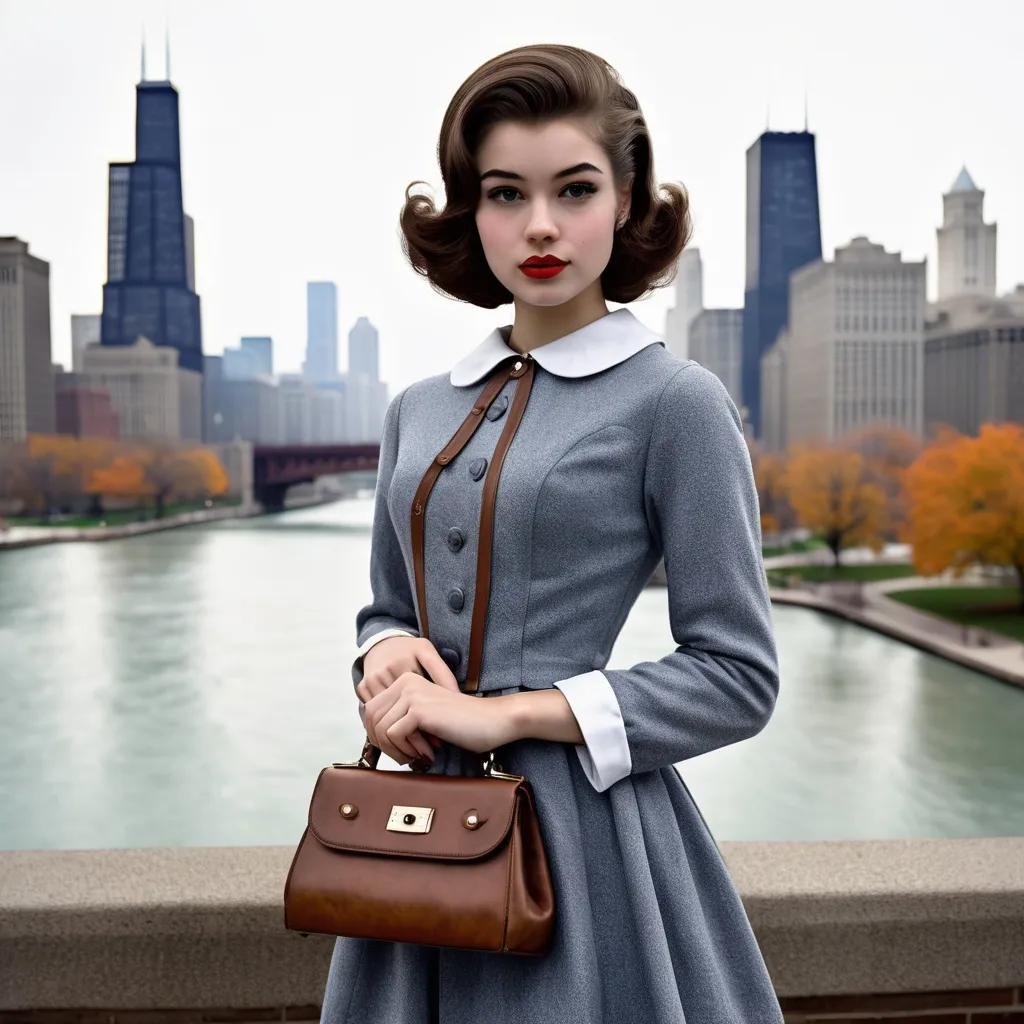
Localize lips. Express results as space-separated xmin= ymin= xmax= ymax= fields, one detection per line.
xmin=520 ymin=255 xmax=569 ymax=280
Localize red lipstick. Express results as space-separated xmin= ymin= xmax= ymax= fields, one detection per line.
xmin=519 ymin=255 xmax=568 ymax=280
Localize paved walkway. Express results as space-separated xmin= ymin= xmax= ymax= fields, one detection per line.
xmin=771 ymin=570 xmax=1024 ymax=689
xmin=0 ymin=504 xmax=261 ymax=551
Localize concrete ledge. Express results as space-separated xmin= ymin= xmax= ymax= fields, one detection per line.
xmin=1 ymin=840 xmax=1023 ymax=1008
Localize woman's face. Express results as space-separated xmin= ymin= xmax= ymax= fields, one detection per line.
xmin=474 ymin=118 xmax=631 ymax=309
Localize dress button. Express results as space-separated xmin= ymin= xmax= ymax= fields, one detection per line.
xmin=447 ymin=587 xmax=465 ymax=613
xmin=469 ymin=457 xmax=487 ymax=481
xmin=439 ymin=647 xmax=461 ymax=672
xmin=447 ymin=528 xmax=465 ymax=553
xmin=485 ymin=395 xmax=509 ymax=422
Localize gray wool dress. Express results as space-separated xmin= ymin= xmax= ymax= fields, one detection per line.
xmin=320 ymin=310 xmax=784 ymax=1023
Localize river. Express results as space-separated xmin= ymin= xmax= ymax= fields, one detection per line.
xmin=1 ymin=498 xmax=1022 ymax=851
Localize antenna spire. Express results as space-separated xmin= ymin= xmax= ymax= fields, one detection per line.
xmin=165 ymin=22 xmax=171 ymax=80
xmin=140 ymin=31 xmax=147 ymax=81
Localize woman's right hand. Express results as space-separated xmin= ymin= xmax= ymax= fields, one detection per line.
xmin=356 ymin=636 xmax=460 ymax=763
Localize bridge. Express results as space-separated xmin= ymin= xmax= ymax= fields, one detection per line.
xmin=251 ymin=443 xmax=380 ymax=511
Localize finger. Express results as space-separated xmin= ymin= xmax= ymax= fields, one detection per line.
xmin=377 ymin=702 xmax=421 ymax=761
xmin=416 ymin=643 xmax=460 ymax=692
xmin=355 ymin=675 xmax=391 ymax=704
xmin=390 ymin=720 xmax=435 ymax=763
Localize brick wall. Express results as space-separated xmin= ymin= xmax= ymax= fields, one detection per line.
xmin=780 ymin=985 xmax=1024 ymax=1022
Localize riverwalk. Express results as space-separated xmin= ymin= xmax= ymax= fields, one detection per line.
xmin=765 ymin=545 xmax=1024 ymax=689
xmin=0 ymin=503 xmax=262 ymax=551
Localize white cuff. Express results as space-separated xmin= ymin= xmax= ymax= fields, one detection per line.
xmin=553 ymin=670 xmax=632 ymax=793
xmin=351 ymin=628 xmax=418 ymax=686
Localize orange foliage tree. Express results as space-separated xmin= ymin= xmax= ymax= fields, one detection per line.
xmin=904 ymin=423 xmax=1024 ymax=608
xmin=137 ymin=443 xmax=230 ymax=517
xmin=748 ymin=444 xmax=795 ymax=539
xmin=785 ymin=444 xmax=888 ymax=567
xmin=86 ymin=455 xmax=149 ymax=503
xmin=841 ymin=425 xmax=924 ymax=542
xmin=11 ymin=435 xmax=108 ymax=519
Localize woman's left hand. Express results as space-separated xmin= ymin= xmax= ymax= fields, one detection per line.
xmin=363 ymin=673 xmax=517 ymax=762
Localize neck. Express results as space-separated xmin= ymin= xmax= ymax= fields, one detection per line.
xmin=507 ymin=282 xmax=609 ymax=354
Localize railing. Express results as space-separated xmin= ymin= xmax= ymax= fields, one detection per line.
xmin=2 ymin=840 xmax=1022 ymax=1021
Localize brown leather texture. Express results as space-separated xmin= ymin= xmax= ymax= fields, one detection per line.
xmin=283 ymin=353 xmax=555 ymax=956
xmin=283 ymin=765 xmax=555 ymax=955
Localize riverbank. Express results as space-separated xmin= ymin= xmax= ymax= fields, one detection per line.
xmin=770 ymin=576 xmax=1024 ymax=690
xmin=0 ymin=494 xmax=338 ymax=552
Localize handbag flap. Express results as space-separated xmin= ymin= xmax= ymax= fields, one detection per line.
xmin=308 ymin=765 xmax=523 ymax=860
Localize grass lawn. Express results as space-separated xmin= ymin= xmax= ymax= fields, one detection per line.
xmin=888 ymin=587 xmax=1024 ymax=643
xmin=762 ymin=537 xmax=829 ymax=559
xmin=774 ymin=563 xmax=919 ymax=583
xmin=10 ymin=500 xmax=236 ymax=528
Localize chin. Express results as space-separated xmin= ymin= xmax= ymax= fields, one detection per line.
xmin=507 ymin=279 xmax=588 ymax=309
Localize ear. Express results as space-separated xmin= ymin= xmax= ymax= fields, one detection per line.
xmin=615 ymin=174 xmax=634 ymax=230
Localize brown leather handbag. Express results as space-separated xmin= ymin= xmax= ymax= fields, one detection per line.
xmin=283 ymin=354 xmax=555 ymax=956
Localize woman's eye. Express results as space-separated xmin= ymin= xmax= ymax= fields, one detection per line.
xmin=562 ymin=182 xmax=597 ymax=200
xmin=490 ymin=187 xmax=520 ymax=203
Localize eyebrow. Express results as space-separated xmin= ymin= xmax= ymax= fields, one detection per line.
xmin=479 ymin=162 xmax=604 ymax=183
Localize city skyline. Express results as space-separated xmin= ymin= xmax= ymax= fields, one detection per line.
xmin=2 ymin=0 xmax=1022 ymax=394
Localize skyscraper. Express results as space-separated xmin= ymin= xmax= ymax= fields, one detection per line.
xmin=71 ymin=313 xmax=101 ymax=372
xmin=240 ymin=336 xmax=274 ymax=377
xmin=664 ymin=248 xmax=703 ymax=361
xmin=348 ymin=316 xmax=379 ymax=381
xmin=936 ymin=167 xmax=997 ymax=300
xmin=742 ymin=131 xmax=822 ymax=437
xmin=304 ymin=282 xmax=338 ymax=382
xmin=100 ymin=65 xmax=203 ymax=374
xmin=0 ymin=237 xmax=55 ymax=440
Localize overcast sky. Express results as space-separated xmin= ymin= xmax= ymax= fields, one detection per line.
xmin=2 ymin=0 xmax=1021 ymax=393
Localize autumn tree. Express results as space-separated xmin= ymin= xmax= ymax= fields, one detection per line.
xmin=137 ymin=443 xmax=231 ymax=517
xmin=13 ymin=435 xmax=106 ymax=519
xmin=841 ymin=425 xmax=924 ymax=542
xmin=784 ymin=443 xmax=888 ymax=567
xmin=86 ymin=454 xmax=149 ymax=506
xmin=904 ymin=422 xmax=1024 ymax=609
xmin=748 ymin=445 xmax=796 ymax=539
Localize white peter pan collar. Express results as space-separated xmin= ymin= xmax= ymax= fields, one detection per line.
xmin=449 ymin=308 xmax=663 ymax=387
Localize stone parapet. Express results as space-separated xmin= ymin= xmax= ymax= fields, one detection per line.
xmin=1 ymin=840 xmax=1022 ymax=1016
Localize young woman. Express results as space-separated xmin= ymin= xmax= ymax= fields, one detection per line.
xmin=320 ymin=43 xmax=783 ymax=1024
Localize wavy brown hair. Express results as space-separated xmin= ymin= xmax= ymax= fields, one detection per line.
xmin=400 ymin=44 xmax=692 ymax=308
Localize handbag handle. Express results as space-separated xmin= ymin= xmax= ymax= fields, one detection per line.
xmin=351 ymin=738 xmax=515 ymax=780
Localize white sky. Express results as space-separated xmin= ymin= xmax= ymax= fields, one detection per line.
xmin=1 ymin=0 xmax=1021 ymax=394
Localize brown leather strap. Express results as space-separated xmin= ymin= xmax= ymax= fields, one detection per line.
xmin=464 ymin=358 xmax=535 ymax=692
xmin=410 ymin=359 xmax=521 ymax=647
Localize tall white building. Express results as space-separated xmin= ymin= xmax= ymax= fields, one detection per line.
xmin=781 ymin=236 xmax=927 ymax=444
xmin=937 ymin=167 xmax=997 ymax=300
xmin=664 ymin=248 xmax=702 ymax=361
xmin=71 ymin=313 xmax=101 ymax=372
xmin=687 ymin=309 xmax=742 ymax=408
xmin=760 ymin=332 xmax=788 ymax=452
xmin=82 ymin=335 xmax=201 ymax=441
xmin=0 ymin=237 xmax=55 ymax=440
xmin=304 ymin=281 xmax=338 ymax=382
xmin=348 ymin=317 xmax=379 ymax=381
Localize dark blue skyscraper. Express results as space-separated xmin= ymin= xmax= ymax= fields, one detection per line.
xmin=742 ymin=131 xmax=822 ymax=437
xmin=101 ymin=70 xmax=203 ymax=373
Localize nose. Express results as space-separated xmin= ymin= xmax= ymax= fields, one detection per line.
xmin=524 ymin=198 xmax=559 ymax=244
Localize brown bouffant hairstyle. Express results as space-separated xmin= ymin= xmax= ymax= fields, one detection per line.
xmin=400 ymin=44 xmax=692 ymax=309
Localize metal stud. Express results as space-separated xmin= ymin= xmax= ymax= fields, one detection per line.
xmin=404 ymin=813 xmax=416 ymax=825
xmin=462 ymin=809 xmax=486 ymax=830
xmin=339 ymin=803 xmax=358 ymax=820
